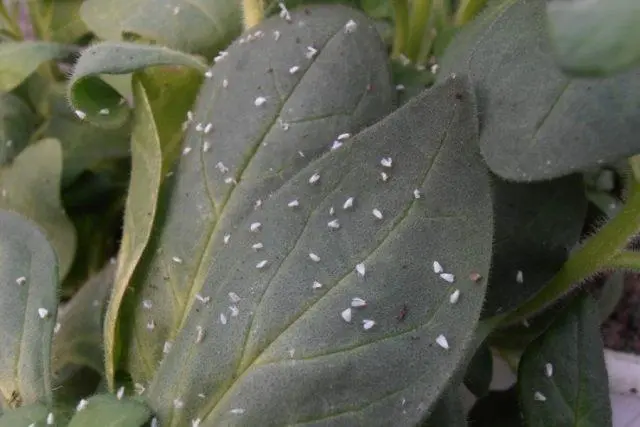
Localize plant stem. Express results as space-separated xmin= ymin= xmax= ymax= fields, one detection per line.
xmin=406 ymin=0 xmax=432 ymax=62
xmin=505 ymin=177 xmax=640 ymax=324
xmin=391 ymin=0 xmax=409 ymax=58
xmin=453 ymin=0 xmax=487 ymax=27
xmin=242 ymin=0 xmax=264 ymax=29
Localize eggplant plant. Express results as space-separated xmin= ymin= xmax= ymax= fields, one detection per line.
xmin=0 ymin=0 xmax=638 ymax=425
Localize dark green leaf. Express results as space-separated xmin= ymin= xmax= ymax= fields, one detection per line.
xmin=0 ymin=403 xmax=50 ymax=426
xmin=598 ymin=272 xmax=625 ymax=322
xmin=80 ymin=0 xmax=242 ymax=58
xmin=0 ymin=138 xmax=77 ymax=279
xmin=482 ymin=174 xmax=587 ymax=317
xmin=464 ymin=342 xmax=493 ymax=397
xmin=392 ymin=60 xmax=435 ymax=105
xmin=0 ymin=210 xmax=58 ymax=408
xmin=518 ymin=294 xmax=612 ymax=427
xmin=422 ymin=388 xmax=467 ymax=427
xmin=0 ymin=92 xmax=37 ymax=165
xmin=52 ymin=263 xmax=115 ymax=382
xmin=144 ymin=74 xmax=490 ymax=426
xmin=66 ymin=394 xmax=152 ymax=427
xmin=0 ymin=41 xmax=75 ymax=91
xmin=547 ymin=0 xmax=640 ymax=76
xmin=103 ymin=66 xmax=202 ymax=387
xmin=468 ymin=386 xmax=523 ymax=427
xmin=438 ymin=0 xmax=640 ymax=182
xmin=68 ymin=41 xmax=206 ymax=127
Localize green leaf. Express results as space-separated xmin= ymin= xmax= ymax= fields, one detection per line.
xmin=547 ymin=0 xmax=640 ymax=76
xmin=0 ymin=403 xmax=50 ymax=426
xmin=67 ymin=394 xmax=152 ymax=427
xmin=0 ymin=42 xmax=74 ymax=92
xmin=468 ymin=386 xmax=523 ymax=427
xmin=41 ymin=94 xmax=131 ymax=187
xmin=42 ymin=0 xmax=90 ymax=43
xmin=80 ymin=0 xmax=242 ymax=58
xmin=0 ymin=209 xmax=58 ymax=409
xmin=103 ymin=65 xmax=202 ymax=387
xmin=597 ymin=272 xmax=625 ymax=322
xmin=116 ymin=2 xmax=397 ymax=390
xmin=464 ymin=342 xmax=493 ymax=397
xmin=422 ymin=388 xmax=467 ymax=426
xmin=438 ymin=0 xmax=640 ymax=182
xmin=482 ymin=174 xmax=587 ymax=317
xmin=0 ymin=92 xmax=37 ymax=165
xmin=0 ymin=138 xmax=77 ymax=280
xmin=52 ymin=263 xmax=115 ymax=382
xmin=518 ymin=294 xmax=612 ymax=427
xmin=68 ymin=41 xmax=206 ymax=128
xmin=144 ymin=72 xmax=490 ymax=426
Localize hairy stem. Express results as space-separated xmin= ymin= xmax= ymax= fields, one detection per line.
xmin=392 ymin=0 xmax=409 ymax=58
xmin=242 ymin=0 xmax=264 ymax=29
xmin=505 ymin=176 xmax=640 ymax=324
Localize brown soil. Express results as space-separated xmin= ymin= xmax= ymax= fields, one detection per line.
xmin=602 ymin=273 xmax=640 ymax=354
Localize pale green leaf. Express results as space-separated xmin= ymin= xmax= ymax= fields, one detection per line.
xmin=0 ymin=92 xmax=37 ymax=165
xmin=547 ymin=0 xmax=640 ymax=76
xmin=0 ymin=41 xmax=74 ymax=91
xmin=66 ymin=394 xmax=152 ymax=427
xmin=0 ymin=210 xmax=58 ymax=409
xmin=0 ymin=403 xmax=50 ymax=426
xmin=0 ymin=138 xmax=77 ymax=279
xmin=103 ymin=66 xmax=202 ymax=387
xmin=518 ymin=294 xmax=612 ymax=427
xmin=68 ymin=41 xmax=206 ymax=127
xmin=80 ymin=0 xmax=242 ymax=58
xmin=438 ymin=0 xmax=640 ymax=182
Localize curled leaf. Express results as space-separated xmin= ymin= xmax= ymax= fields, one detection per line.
xmin=0 ymin=210 xmax=58 ymax=408
xmin=68 ymin=42 xmax=206 ymax=127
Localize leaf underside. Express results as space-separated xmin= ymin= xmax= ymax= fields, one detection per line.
xmin=115 ymin=5 xmax=493 ymax=427
xmin=438 ymin=0 xmax=640 ymax=182
xmin=518 ymin=294 xmax=612 ymax=427
xmin=0 ymin=210 xmax=58 ymax=409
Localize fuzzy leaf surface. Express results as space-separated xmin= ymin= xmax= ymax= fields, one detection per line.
xmin=118 ymin=4 xmax=397 ymax=389
xmin=482 ymin=174 xmax=587 ymax=317
xmin=66 ymin=394 xmax=151 ymax=427
xmin=547 ymin=0 xmax=640 ymax=76
xmin=68 ymin=42 xmax=206 ymax=127
xmin=0 ymin=92 xmax=36 ymax=165
xmin=80 ymin=0 xmax=241 ymax=58
xmin=0 ymin=210 xmax=58 ymax=409
xmin=438 ymin=0 xmax=640 ymax=182
xmin=422 ymin=388 xmax=467 ymax=427
xmin=0 ymin=403 xmax=49 ymax=426
xmin=0 ymin=42 xmax=74 ymax=91
xmin=518 ymin=294 xmax=612 ymax=427
xmin=144 ymin=74 xmax=491 ymax=427
xmin=0 ymin=138 xmax=77 ymax=279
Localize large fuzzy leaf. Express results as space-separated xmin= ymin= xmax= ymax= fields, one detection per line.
xmin=438 ymin=0 xmax=640 ymax=182
xmin=0 ymin=138 xmax=77 ymax=279
xmin=0 ymin=403 xmax=50 ymax=426
xmin=143 ymin=74 xmax=491 ymax=426
xmin=66 ymin=394 xmax=152 ymax=427
xmin=80 ymin=0 xmax=241 ymax=58
xmin=518 ymin=294 xmax=612 ymax=427
xmin=116 ymin=3 xmax=396 ymax=387
xmin=0 ymin=210 xmax=58 ymax=410
xmin=547 ymin=0 xmax=640 ymax=76
xmin=422 ymin=388 xmax=467 ymax=427
xmin=0 ymin=92 xmax=37 ymax=165
xmin=482 ymin=174 xmax=587 ymax=317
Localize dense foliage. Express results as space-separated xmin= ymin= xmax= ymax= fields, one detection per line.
xmin=0 ymin=0 xmax=639 ymax=425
